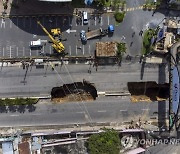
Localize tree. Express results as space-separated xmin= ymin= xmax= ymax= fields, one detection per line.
xmin=87 ymin=128 xmax=121 ymax=154
xmin=117 ymin=43 xmax=126 ymax=57
xmin=96 ymin=0 xmax=106 ymax=6
xmin=114 ymin=12 xmax=125 ymax=23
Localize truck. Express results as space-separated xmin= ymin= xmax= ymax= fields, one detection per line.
xmin=80 ymin=25 xmax=114 ymax=42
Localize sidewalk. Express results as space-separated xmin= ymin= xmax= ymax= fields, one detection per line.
xmin=0 ymin=0 xmax=96 ymax=16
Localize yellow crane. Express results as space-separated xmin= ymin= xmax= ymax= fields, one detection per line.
xmin=37 ymin=21 xmax=65 ymax=54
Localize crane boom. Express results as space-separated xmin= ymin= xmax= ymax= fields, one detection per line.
xmin=37 ymin=21 xmax=65 ymax=53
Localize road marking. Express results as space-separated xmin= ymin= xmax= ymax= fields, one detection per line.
xmin=3 ymin=47 xmax=4 ymax=57
xmin=108 ymin=15 xmax=109 ymax=25
xmin=10 ymin=46 xmax=11 ymax=58
xmin=75 ymin=17 xmax=77 ymax=26
xmin=100 ymin=16 xmax=103 ymax=26
xmin=88 ymin=18 xmax=90 ymax=26
xmin=1 ymin=18 xmax=5 ymax=28
xmin=69 ymin=45 xmax=71 ymax=55
xmin=88 ymin=45 xmax=91 ymax=55
xmin=49 ymin=46 xmax=52 ymax=54
xmin=97 ymin=110 xmax=106 ymax=113
xmin=142 ymin=109 xmax=149 ymax=111
xmin=120 ymin=110 xmax=127 ymax=112
xmin=82 ymin=45 xmax=84 ymax=55
xmin=76 ymin=45 xmax=77 ymax=55
xmin=76 ymin=111 xmax=85 ymax=114
xmin=23 ymin=47 xmax=25 ymax=56
xmin=10 ymin=115 xmax=19 ymax=117
xmin=95 ymin=16 xmax=96 ymax=26
xmin=16 ymin=47 xmax=18 ymax=57
xmin=10 ymin=20 xmax=12 ymax=28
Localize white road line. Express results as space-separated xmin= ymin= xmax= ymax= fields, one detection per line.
xmin=82 ymin=45 xmax=84 ymax=55
xmin=49 ymin=46 xmax=52 ymax=54
xmin=97 ymin=110 xmax=106 ymax=113
xmin=76 ymin=111 xmax=85 ymax=114
xmin=3 ymin=47 xmax=4 ymax=57
xmin=95 ymin=16 xmax=96 ymax=26
xmin=10 ymin=20 xmax=12 ymax=28
xmin=23 ymin=47 xmax=25 ymax=56
xmin=1 ymin=18 xmax=5 ymax=28
xmin=69 ymin=45 xmax=71 ymax=55
xmin=10 ymin=115 xmax=19 ymax=117
xmin=120 ymin=110 xmax=127 ymax=112
xmin=142 ymin=109 xmax=149 ymax=111
xmin=75 ymin=17 xmax=77 ymax=26
xmin=100 ymin=16 xmax=103 ymax=26
xmin=88 ymin=18 xmax=90 ymax=26
xmin=88 ymin=45 xmax=91 ymax=55
xmin=76 ymin=45 xmax=77 ymax=55
xmin=16 ymin=47 xmax=18 ymax=57
xmin=9 ymin=46 xmax=11 ymax=58
xmin=108 ymin=15 xmax=109 ymax=25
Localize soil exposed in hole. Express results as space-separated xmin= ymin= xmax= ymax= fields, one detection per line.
xmin=51 ymin=80 xmax=97 ymax=103
xmin=128 ymin=82 xmax=169 ymax=102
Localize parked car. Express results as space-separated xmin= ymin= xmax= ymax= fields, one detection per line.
xmin=80 ymin=30 xmax=87 ymax=42
xmin=82 ymin=11 xmax=88 ymax=25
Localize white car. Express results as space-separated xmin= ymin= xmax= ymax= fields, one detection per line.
xmin=29 ymin=39 xmax=42 ymax=48
xmin=83 ymin=11 xmax=88 ymax=25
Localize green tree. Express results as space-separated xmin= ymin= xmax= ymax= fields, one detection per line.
xmin=114 ymin=12 xmax=125 ymax=23
xmin=88 ymin=128 xmax=121 ymax=154
xmin=117 ymin=42 xmax=126 ymax=58
xmin=96 ymin=0 xmax=106 ymax=6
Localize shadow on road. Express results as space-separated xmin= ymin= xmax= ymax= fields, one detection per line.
xmin=0 ymin=104 xmax=36 ymax=113
xmin=158 ymin=64 xmax=167 ymax=131
xmin=8 ymin=0 xmax=74 ymax=35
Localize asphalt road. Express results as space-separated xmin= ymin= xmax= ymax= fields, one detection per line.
xmin=0 ymin=62 xmax=168 ymax=98
xmin=0 ymin=8 xmax=168 ymax=58
xmin=0 ymin=96 xmax=166 ymax=127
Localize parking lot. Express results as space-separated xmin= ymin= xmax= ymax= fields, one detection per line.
xmin=0 ymin=13 xmax=117 ymax=59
